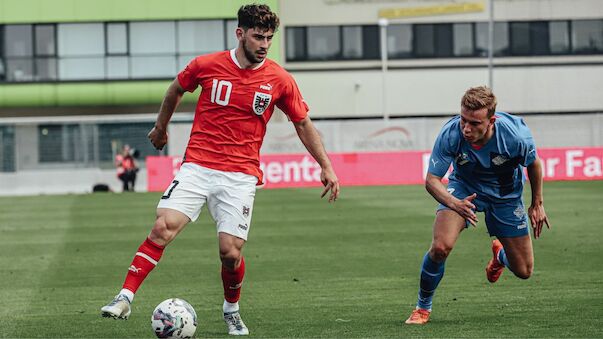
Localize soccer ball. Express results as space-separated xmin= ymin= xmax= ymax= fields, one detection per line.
xmin=151 ymin=298 xmax=198 ymax=339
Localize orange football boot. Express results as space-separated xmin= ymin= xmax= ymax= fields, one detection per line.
xmin=486 ymin=239 xmax=505 ymax=283
xmin=405 ymin=308 xmax=431 ymax=325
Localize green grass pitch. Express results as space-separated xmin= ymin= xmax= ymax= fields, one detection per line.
xmin=1 ymin=181 xmax=602 ymax=338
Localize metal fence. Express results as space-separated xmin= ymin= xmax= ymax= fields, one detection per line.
xmin=0 ymin=114 xmax=174 ymax=172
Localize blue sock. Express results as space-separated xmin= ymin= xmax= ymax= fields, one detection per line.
xmin=497 ymin=247 xmax=510 ymax=268
xmin=416 ymin=252 xmax=445 ymax=310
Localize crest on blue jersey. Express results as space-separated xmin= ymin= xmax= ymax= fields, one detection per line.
xmin=455 ymin=152 xmax=469 ymax=165
xmin=253 ymin=92 xmax=272 ymax=115
xmin=492 ymin=155 xmax=510 ymax=166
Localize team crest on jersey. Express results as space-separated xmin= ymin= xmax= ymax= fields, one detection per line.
xmin=253 ymin=92 xmax=272 ymax=115
xmin=455 ymin=152 xmax=469 ymax=165
xmin=492 ymin=154 xmax=510 ymax=166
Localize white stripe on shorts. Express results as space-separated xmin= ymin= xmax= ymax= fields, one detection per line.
xmin=135 ymin=252 xmax=158 ymax=266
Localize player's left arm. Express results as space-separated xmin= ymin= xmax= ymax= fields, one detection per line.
xmin=293 ymin=116 xmax=340 ymax=202
xmin=526 ymin=156 xmax=551 ymax=239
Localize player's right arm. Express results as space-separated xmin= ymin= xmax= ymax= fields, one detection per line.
xmin=148 ymin=78 xmax=187 ymax=150
xmin=426 ymin=118 xmax=478 ymax=225
xmin=426 ymin=173 xmax=478 ymax=226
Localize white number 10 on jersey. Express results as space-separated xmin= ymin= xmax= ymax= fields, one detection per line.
xmin=210 ymin=79 xmax=232 ymax=106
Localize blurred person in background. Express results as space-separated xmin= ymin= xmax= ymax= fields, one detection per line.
xmin=101 ymin=3 xmax=339 ymax=336
xmin=405 ymin=86 xmax=550 ymax=325
xmin=115 ymin=144 xmax=138 ymax=192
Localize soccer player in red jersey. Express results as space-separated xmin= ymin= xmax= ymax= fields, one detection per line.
xmin=101 ymin=4 xmax=339 ymax=335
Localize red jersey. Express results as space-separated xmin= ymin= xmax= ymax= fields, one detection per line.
xmin=177 ymin=49 xmax=309 ymax=184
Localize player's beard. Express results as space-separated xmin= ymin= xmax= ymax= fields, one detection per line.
xmin=242 ymin=39 xmax=265 ymax=64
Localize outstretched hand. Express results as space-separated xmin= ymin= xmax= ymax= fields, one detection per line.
xmin=453 ymin=193 xmax=478 ymax=226
xmin=148 ymin=126 xmax=168 ymax=150
xmin=528 ymin=203 xmax=550 ymax=239
xmin=320 ymin=167 xmax=340 ymax=203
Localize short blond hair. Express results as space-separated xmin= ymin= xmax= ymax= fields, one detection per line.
xmin=461 ymin=86 xmax=497 ymax=117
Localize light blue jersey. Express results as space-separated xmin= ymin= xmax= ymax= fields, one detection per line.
xmin=428 ymin=111 xmax=537 ymax=201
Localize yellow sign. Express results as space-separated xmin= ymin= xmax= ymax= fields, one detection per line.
xmin=379 ymin=1 xmax=485 ymax=19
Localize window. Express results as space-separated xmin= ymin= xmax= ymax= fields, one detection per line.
xmin=177 ymin=20 xmax=224 ymax=67
xmin=342 ymin=26 xmax=363 ymax=59
xmin=307 ymin=26 xmax=340 ymax=60
xmin=341 ymin=25 xmax=379 ymax=59
xmin=107 ymin=56 xmax=129 ymax=79
xmin=453 ymin=23 xmax=474 ymax=56
xmin=413 ymin=24 xmax=453 ymax=58
xmin=0 ymin=125 xmax=16 ymax=172
xmin=387 ymin=24 xmax=412 ymax=58
xmin=509 ymin=21 xmax=550 ymax=56
xmin=362 ymin=26 xmax=380 ymax=59
xmin=4 ymin=25 xmax=34 ymax=81
xmin=510 ymin=22 xmax=531 ymax=55
xmin=34 ymin=25 xmax=55 ymax=56
xmin=286 ymin=27 xmax=307 ymax=61
xmin=531 ymin=22 xmax=550 ymax=55
xmin=414 ymin=24 xmax=436 ymax=57
xmin=434 ymin=24 xmax=453 ymax=57
xmin=34 ymin=25 xmax=57 ymax=80
xmin=572 ymin=19 xmax=603 ymax=54
xmin=2 ymin=19 xmax=235 ymax=82
xmin=130 ymin=21 xmax=176 ymax=78
xmin=58 ymin=23 xmax=105 ymax=80
xmin=549 ymin=21 xmax=570 ymax=54
xmin=0 ymin=26 xmax=3 ymax=81
xmin=106 ymin=23 xmax=128 ymax=55
xmin=476 ymin=22 xmax=509 ymax=56
xmin=226 ymin=20 xmax=238 ymax=50
xmin=38 ymin=124 xmax=81 ymax=163
xmin=105 ymin=23 xmax=130 ymax=78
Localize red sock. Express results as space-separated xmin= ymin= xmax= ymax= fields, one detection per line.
xmin=122 ymin=237 xmax=165 ymax=294
xmin=222 ymin=257 xmax=245 ymax=303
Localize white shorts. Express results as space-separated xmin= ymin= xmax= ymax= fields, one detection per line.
xmin=157 ymin=163 xmax=257 ymax=240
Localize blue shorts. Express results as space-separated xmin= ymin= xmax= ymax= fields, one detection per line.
xmin=437 ymin=181 xmax=529 ymax=238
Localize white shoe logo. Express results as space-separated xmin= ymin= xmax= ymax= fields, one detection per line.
xmin=129 ymin=265 xmax=141 ymax=273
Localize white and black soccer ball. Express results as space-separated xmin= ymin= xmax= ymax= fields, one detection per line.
xmin=151 ymin=298 xmax=198 ymax=339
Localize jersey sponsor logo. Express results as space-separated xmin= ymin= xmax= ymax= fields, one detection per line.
xmin=259 ymin=83 xmax=272 ymax=91
xmin=492 ymin=155 xmax=510 ymax=166
xmin=253 ymin=92 xmax=272 ymax=115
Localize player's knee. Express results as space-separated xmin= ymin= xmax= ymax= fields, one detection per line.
xmin=219 ymin=247 xmax=241 ymax=269
xmin=429 ymin=244 xmax=452 ymax=262
xmin=512 ymin=264 xmax=533 ymax=279
xmin=150 ymin=216 xmax=175 ymax=245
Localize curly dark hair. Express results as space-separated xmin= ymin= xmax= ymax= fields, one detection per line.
xmin=237 ymin=4 xmax=280 ymax=32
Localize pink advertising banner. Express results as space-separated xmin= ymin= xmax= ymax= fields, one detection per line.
xmin=147 ymin=147 xmax=603 ymax=191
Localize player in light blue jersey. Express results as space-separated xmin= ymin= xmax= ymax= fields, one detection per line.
xmin=405 ymin=86 xmax=551 ymax=325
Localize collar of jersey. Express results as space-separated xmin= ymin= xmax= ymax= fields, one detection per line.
xmin=230 ymin=48 xmax=265 ymax=70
